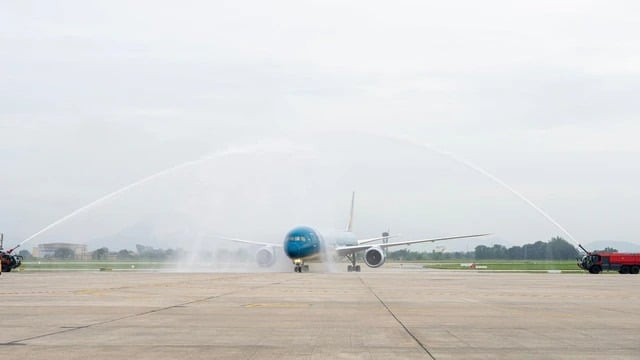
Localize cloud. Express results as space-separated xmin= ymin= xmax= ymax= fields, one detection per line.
xmin=1 ymin=1 xmax=639 ymax=248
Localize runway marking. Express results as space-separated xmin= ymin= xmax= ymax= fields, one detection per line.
xmin=358 ymin=276 xmax=436 ymax=360
xmin=73 ymin=289 xmax=108 ymax=296
xmin=0 ymin=275 xmax=300 ymax=346
xmin=460 ymin=297 xmax=479 ymax=303
xmin=244 ymin=303 xmax=311 ymax=308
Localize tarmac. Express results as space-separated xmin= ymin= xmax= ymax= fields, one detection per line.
xmin=1 ymin=267 xmax=639 ymax=359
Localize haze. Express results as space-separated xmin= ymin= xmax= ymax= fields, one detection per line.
xmin=1 ymin=1 xmax=639 ymax=252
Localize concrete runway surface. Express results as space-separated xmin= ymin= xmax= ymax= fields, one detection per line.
xmin=1 ymin=268 xmax=639 ymax=359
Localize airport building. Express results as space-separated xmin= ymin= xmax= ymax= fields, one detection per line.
xmin=32 ymin=243 xmax=89 ymax=260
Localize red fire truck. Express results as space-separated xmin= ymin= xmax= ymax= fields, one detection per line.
xmin=0 ymin=234 xmax=22 ymax=274
xmin=578 ymin=252 xmax=640 ymax=274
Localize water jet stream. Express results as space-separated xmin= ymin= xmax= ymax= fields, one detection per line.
xmin=384 ymin=134 xmax=581 ymax=248
xmin=18 ymin=140 xmax=307 ymax=249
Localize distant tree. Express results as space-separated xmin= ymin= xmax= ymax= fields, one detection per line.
xmin=404 ymin=250 xmax=420 ymax=261
xmin=388 ymin=249 xmax=410 ymax=260
xmin=473 ymin=237 xmax=579 ymax=260
xmin=54 ymin=247 xmax=75 ymax=260
xmin=525 ymin=241 xmax=548 ymax=260
xmin=450 ymin=251 xmax=474 ymax=260
xmin=136 ymin=244 xmax=152 ymax=254
xmin=92 ymin=247 xmax=109 ymax=260
xmin=475 ymin=244 xmax=508 ymax=259
xmin=135 ymin=244 xmax=169 ymax=260
xmin=474 ymin=245 xmax=489 ymax=259
xmin=392 ymin=249 xmax=429 ymax=261
xmin=18 ymin=249 xmax=33 ymax=260
xmin=382 ymin=249 xmax=473 ymax=261
xmin=599 ymin=247 xmax=618 ymax=253
xmin=492 ymin=244 xmax=508 ymax=259
xmin=507 ymin=246 xmax=524 ymax=260
xmin=148 ymin=249 xmax=166 ymax=260
xmin=116 ymin=249 xmax=135 ymax=260
xmin=547 ymin=237 xmax=579 ymax=260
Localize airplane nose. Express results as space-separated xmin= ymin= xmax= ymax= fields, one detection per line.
xmin=285 ymin=241 xmax=303 ymax=258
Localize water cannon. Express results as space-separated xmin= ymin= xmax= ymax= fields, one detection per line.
xmin=7 ymin=244 xmax=19 ymax=254
xmin=578 ymin=244 xmax=591 ymax=255
xmin=1 ymin=233 xmax=20 ymax=254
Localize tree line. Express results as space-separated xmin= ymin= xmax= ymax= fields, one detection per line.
xmin=474 ymin=237 xmax=578 ymax=260
xmin=388 ymin=237 xmax=581 ymax=261
xmin=18 ymin=244 xmax=253 ymax=261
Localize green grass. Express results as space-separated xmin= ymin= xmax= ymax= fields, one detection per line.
xmin=20 ymin=261 xmax=173 ymax=271
xmin=423 ymin=260 xmax=582 ymax=272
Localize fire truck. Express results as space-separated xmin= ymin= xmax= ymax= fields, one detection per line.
xmin=577 ymin=252 xmax=640 ymax=274
xmin=0 ymin=233 xmax=22 ymax=274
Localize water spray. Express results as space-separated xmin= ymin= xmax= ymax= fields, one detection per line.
xmin=19 ymin=140 xmax=311 ymax=247
xmin=382 ymin=133 xmax=584 ymax=251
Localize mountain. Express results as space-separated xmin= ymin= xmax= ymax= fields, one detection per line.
xmin=585 ymin=241 xmax=640 ymax=253
xmin=87 ymin=212 xmax=204 ymax=251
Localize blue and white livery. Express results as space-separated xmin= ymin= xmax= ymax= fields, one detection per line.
xmin=223 ymin=193 xmax=489 ymax=272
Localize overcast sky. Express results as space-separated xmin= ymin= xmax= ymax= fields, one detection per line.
xmin=1 ymin=1 xmax=639 ymax=252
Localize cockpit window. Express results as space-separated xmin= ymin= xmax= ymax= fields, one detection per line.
xmin=288 ymin=236 xmax=306 ymax=242
xmin=287 ymin=230 xmax=320 ymax=242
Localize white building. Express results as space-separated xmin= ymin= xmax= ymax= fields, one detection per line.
xmin=32 ymin=243 xmax=88 ymax=260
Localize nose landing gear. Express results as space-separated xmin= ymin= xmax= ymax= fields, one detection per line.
xmin=293 ymin=260 xmax=309 ymax=273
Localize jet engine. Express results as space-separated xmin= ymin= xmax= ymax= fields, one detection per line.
xmin=255 ymin=246 xmax=276 ymax=267
xmin=364 ymin=246 xmax=385 ymax=268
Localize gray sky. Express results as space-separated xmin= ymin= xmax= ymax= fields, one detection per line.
xmin=1 ymin=1 xmax=639 ymax=252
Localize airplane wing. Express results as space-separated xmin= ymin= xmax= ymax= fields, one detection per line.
xmin=335 ymin=233 xmax=490 ymax=256
xmin=356 ymin=234 xmax=400 ymax=245
xmin=214 ymin=235 xmax=283 ymax=248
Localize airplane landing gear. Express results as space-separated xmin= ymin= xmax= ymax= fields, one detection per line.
xmin=346 ymin=253 xmax=361 ymax=272
xmin=294 ymin=263 xmax=309 ymax=273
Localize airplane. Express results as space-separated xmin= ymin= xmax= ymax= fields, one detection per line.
xmin=220 ymin=193 xmax=490 ymax=272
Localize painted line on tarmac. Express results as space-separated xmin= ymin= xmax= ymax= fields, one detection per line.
xmin=358 ymin=276 xmax=436 ymax=360
xmin=0 ymin=274 xmax=300 ymax=346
